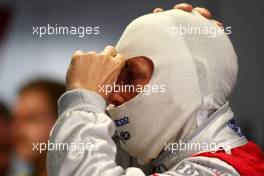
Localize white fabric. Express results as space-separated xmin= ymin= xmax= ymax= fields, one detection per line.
xmin=47 ymin=90 xmax=240 ymax=176
xmin=153 ymin=102 xmax=247 ymax=170
xmin=47 ymin=10 xmax=239 ymax=175
xmin=107 ymin=9 xmax=237 ymax=164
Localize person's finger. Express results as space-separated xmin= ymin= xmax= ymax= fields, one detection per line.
xmin=153 ymin=8 xmax=164 ymax=13
xmin=101 ymin=45 xmax=117 ymax=56
xmin=193 ymin=7 xmax=212 ymax=19
xmin=212 ymin=19 xmax=223 ymax=27
xmin=107 ymin=54 xmax=126 ymax=83
xmin=74 ymin=50 xmax=83 ymax=55
xmin=114 ymin=53 xmax=126 ymax=68
xmin=173 ymin=3 xmax=193 ymax=12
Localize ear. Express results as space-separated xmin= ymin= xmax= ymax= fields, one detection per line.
xmin=127 ymin=56 xmax=154 ymax=78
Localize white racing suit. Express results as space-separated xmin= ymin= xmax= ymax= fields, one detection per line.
xmin=47 ymin=90 xmax=247 ymax=176
xmin=48 ymin=10 xmax=264 ymax=176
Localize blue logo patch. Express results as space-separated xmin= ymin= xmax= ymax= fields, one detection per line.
xmin=114 ymin=117 xmax=129 ymax=127
xmin=228 ymin=119 xmax=244 ymax=137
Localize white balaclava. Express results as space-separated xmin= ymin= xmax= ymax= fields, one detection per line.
xmin=107 ymin=10 xmax=238 ymax=165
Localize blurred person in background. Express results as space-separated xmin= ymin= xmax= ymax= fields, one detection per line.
xmin=0 ymin=101 xmax=11 ymax=176
xmin=10 ymin=79 xmax=65 ymax=176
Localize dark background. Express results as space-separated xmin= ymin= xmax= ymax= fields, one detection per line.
xmin=0 ymin=0 xmax=263 ymax=148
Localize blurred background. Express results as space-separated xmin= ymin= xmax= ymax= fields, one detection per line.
xmin=0 ymin=0 xmax=263 ymax=175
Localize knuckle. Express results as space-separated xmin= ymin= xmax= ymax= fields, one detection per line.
xmin=73 ymin=51 xmax=82 ymax=57
xmin=154 ymin=8 xmax=163 ymax=13
xmin=87 ymin=53 xmax=97 ymax=59
xmin=98 ymin=53 xmax=108 ymax=60
xmin=193 ymin=7 xmax=201 ymax=11
xmin=74 ymin=51 xmax=97 ymax=60
xmin=106 ymin=45 xmax=115 ymax=50
xmin=180 ymin=3 xmax=190 ymax=7
xmin=72 ymin=54 xmax=81 ymax=62
xmin=87 ymin=51 xmax=96 ymax=56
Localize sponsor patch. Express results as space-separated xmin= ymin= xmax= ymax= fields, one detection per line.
xmin=119 ymin=130 xmax=131 ymax=143
xmin=228 ymin=119 xmax=244 ymax=137
xmin=114 ymin=116 xmax=129 ymax=127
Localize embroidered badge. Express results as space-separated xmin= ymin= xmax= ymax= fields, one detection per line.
xmin=114 ymin=116 xmax=129 ymax=127
xmin=119 ymin=130 xmax=131 ymax=143
xmin=228 ymin=119 xmax=244 ymax=137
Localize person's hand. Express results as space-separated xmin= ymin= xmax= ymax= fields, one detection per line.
xmin=153 ymin=3 xmax=223 ymax=27
xmin=66 ymin=46 xmax=125 ymax=100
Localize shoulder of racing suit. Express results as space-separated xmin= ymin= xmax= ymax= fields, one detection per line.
xmin=156 ymin=156 xmax=240 ymax=176
xmin=156 ymin=141 xmax=264 ymax=176
xmin=191 ymin=141 xmax=264 ymax=176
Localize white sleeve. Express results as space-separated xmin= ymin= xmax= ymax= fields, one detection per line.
xmin=47 ymin=89 xmax=146 ymax=176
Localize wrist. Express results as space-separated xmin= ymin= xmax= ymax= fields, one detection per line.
xmin=58 ymin=89 xmax=107 ymax=116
